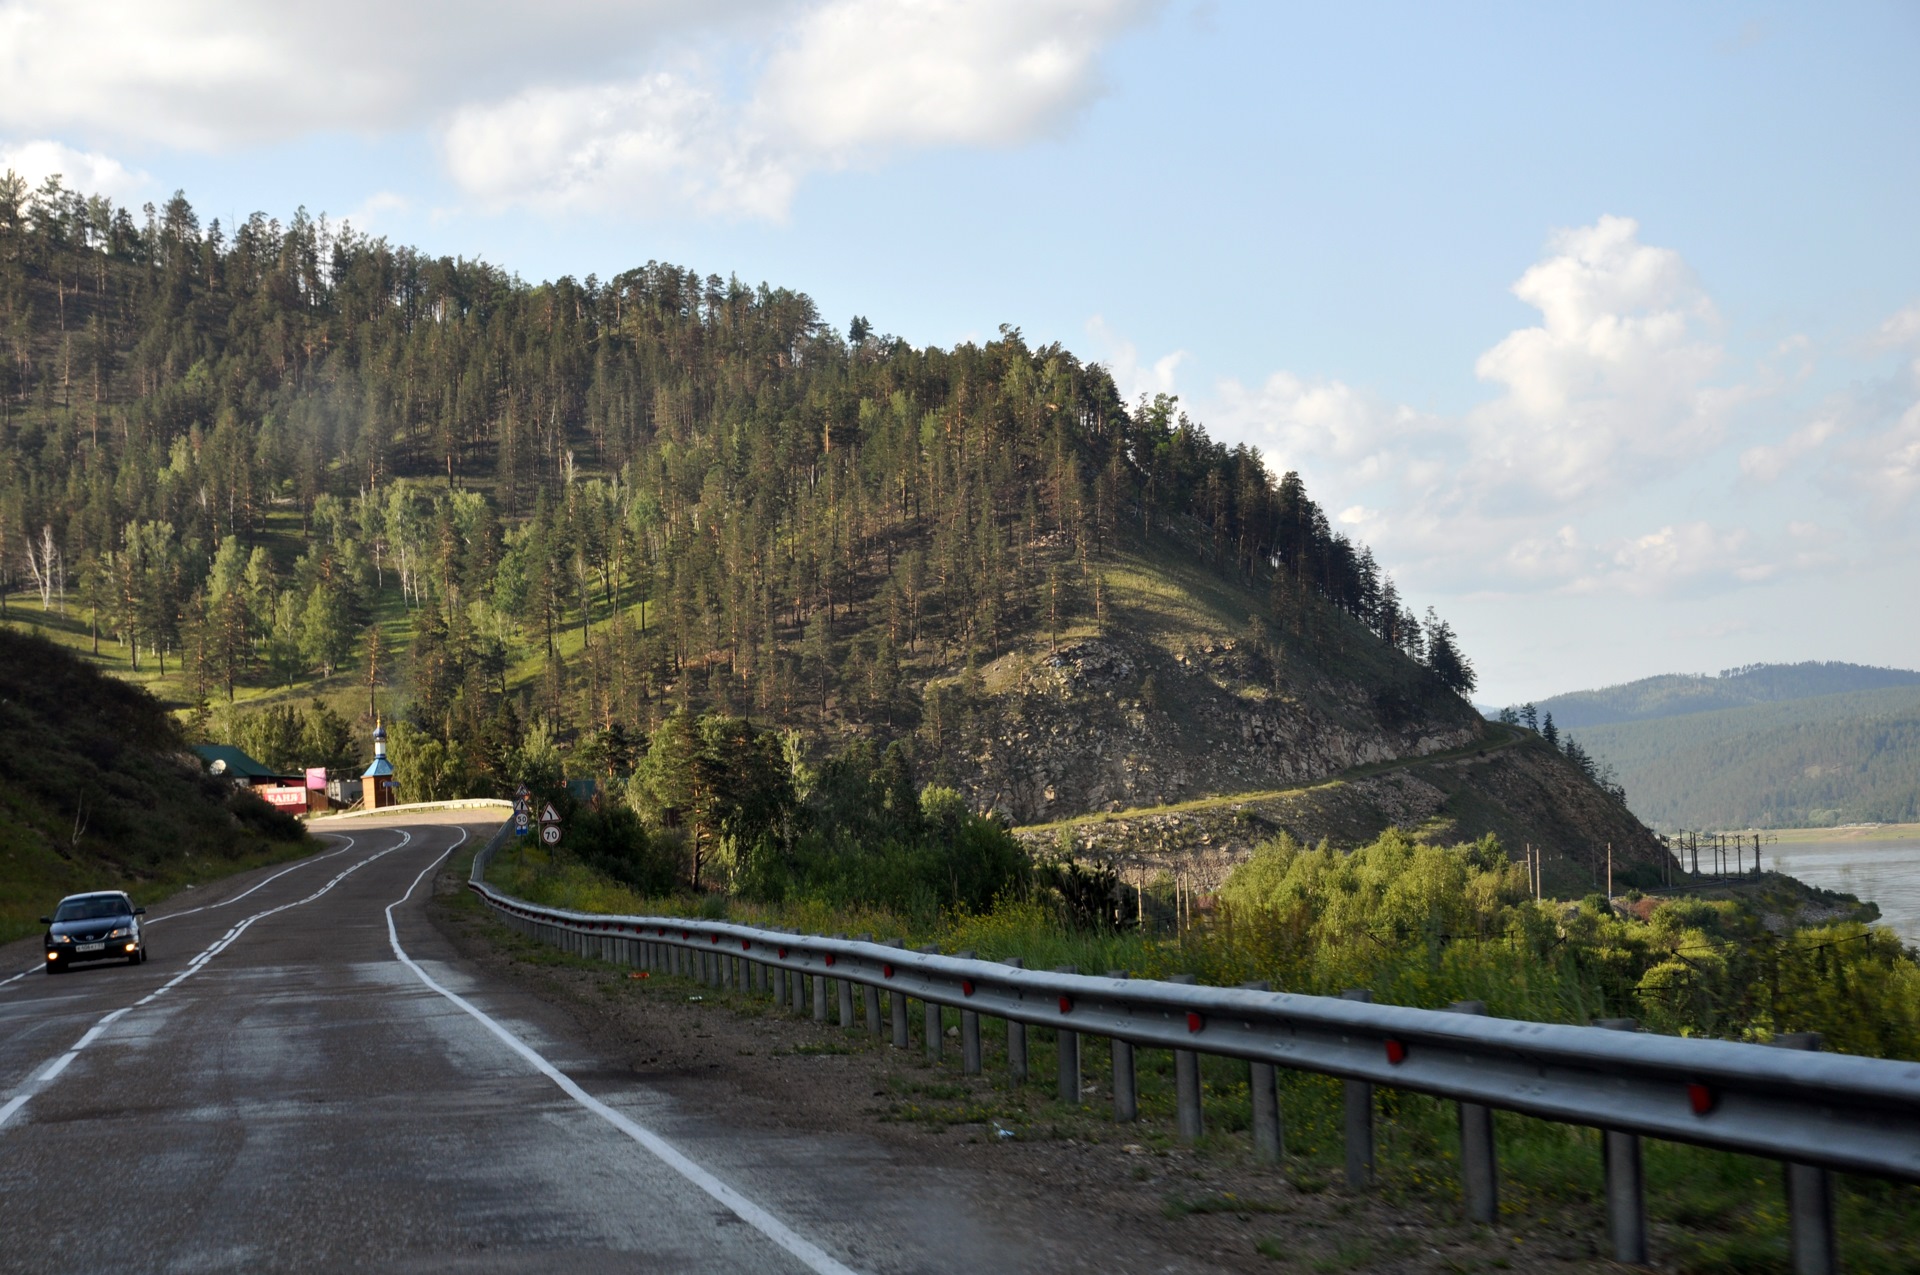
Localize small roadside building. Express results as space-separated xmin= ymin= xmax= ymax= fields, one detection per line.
xmin=362 ymin=721 xmax=399 ymax=810
xmin=193 ymin=745 xmax=315 ymax=815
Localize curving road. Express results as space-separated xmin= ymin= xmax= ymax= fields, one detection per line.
xmin=0 ymin=813 xmax=1032 ymax=1274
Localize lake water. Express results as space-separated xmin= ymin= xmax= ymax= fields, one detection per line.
xmin=1762 ymin=838 xmax=1920 ymax=945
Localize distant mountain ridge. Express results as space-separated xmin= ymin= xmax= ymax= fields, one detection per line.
xmin=1530 ymin=662 xmax=1920 ymax=730
xmin=1563 ymin=684 xmax=1920 ymax=831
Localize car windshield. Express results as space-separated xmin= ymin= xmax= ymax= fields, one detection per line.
xmin=53 ymin=898 xmax=129 ymax=922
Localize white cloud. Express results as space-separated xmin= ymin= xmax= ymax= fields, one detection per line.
xmin=0 ymin=1 xmax=739 ymax=148
xmin=452 ymin=0 xmax=1150 ymax=216
xmin=443 ymin=70 xmax=799 ymax=219
xmin=759 ymin=0 xmax=1148 ymax=152
xmin=1174 ymin=216 xmax=1796 ymax=598
xmin=0 ymin=0 xmax=1152 ymax=218
xmin=1465 ymin=215 xmax=1730 ymax=506
xmin=1876 ymin=304 xmax=1920 ymax=350
xmin=1087 ymin=313 xmax=1185 ymax=402
xmin=1740 ymin=416 xmax=1838 ymax=483
xmin=0 ymin=138 xmax=148 ymax=201
xmin=1847 ymin=388 xmax=1920 ymax=513
xmin=1578 ymin=522 xmax=1754 ymax=595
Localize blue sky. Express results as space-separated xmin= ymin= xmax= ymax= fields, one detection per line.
xmin=3 ymin=1 xmax=1916 ymax=704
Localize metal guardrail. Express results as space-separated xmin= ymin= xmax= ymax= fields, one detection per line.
xmin=466 ymin=820 xmax=1911 ymax=1273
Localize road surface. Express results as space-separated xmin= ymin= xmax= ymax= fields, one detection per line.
xmin=0 ymin=813 xmax=1036 ymax=1274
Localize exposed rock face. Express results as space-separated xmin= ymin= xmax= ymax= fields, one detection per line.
xmin=1003 ymin=731 xmax=1670 ymax=899
xmin=930 ymin=636 xmax=1482 ymax=826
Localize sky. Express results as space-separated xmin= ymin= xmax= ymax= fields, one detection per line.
xmin=2 ymin=0 xmax=1916 ymax=705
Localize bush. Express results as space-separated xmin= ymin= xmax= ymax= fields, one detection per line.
xmin=568 ymin=804 xmax=682 ymax=897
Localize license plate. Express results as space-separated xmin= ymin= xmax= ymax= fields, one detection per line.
xmin=76 ymin=942 xmax=104 ymax=953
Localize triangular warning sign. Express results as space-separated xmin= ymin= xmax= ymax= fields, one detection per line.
xmin=540 ymin=803 xmax=561 ymax=823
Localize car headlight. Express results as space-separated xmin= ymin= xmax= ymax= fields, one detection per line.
xmin=50 ymin=934 xmax=73 ymax=944
xmin=108 ymin=926 xmax=131 ymax=939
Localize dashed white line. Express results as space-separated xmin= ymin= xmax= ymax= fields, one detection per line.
xmin=0 ymin=830 xmax=413 ymax=1131
xmin=385 ymin=833 xmax=863 ymax=1275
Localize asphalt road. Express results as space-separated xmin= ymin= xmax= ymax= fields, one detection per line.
xmin=0 ymin=813 xmax=1032 ymax=1274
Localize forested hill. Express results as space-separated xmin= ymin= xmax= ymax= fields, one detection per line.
xmin=1532 ymin=663 xmax=1920 ymax=730
xmin=0 ymin=174 xmax=1656 ymax=872
xmin=1566 ymin=686 xmax=1920 ymax=831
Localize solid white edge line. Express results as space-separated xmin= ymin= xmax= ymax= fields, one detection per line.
xmin=384 ymin=833 xmax=862 ymax=1275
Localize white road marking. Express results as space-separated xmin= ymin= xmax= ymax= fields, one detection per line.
xmin=385 ymin=837 xmax=863 ymax=1275
xmin=0 ymin=837 xmax=365 ymax=996
xmin=0 ymin=830 xmax=414 ymax=1131
xmin=146 ymin=836 xmax=360 ymax=925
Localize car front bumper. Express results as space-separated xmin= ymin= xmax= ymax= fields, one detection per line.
xmin=47 ymin=942 xmax=140 ymax=966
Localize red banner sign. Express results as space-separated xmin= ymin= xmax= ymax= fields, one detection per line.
xmin=262 ymin=786 xmax=310 ymax=811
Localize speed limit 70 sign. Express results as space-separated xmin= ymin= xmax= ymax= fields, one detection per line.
xmin=540 ymin=824 xmax=562 ymax=846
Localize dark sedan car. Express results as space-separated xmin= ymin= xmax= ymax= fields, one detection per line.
xmin=43 ymin=892 xmax=147 ymax=973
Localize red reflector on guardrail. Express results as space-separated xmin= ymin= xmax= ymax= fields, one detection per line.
xmin=741 ymin=939 xmax=751 ymax=950
xmin=711 ymin=934 xmax=721 ymax=944
xmin=883 ymin=963 xmax=895 ymax=978
xmin=825 ymin=954 xmax=836 ymax=967
xmin=962 ymin=979 xmax=975 ymax=997
xmin=1688 ymin=1082 xmax=1716 ymax=1115
xmin=1059 ymin=995 xmax=1074 ymax=1013
xmin=1385 ymin=1039 xmax=1407 ymax=1065
xmin=1186 ymin=1012 xmax=1203 ymax=1033
xmin=778 ymin=947 xmax=789 ymax=959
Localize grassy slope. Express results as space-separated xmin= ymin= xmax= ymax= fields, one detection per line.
xmin=0 ymin=629 xmax=315 ymax=944
xmin=1570 ymin=685 xmax=1920 ymax=830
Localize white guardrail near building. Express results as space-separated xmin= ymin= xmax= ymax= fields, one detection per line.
xmin=466 ymin=818 xmax=1920 ymax=1274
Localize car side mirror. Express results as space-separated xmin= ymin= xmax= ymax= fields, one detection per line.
xmin=135 ymin=907 xmax=146 ymax=915
xmin=39 ymin=916 xmax=50 ymax=925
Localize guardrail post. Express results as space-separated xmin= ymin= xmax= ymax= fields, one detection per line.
xmin=1004 ymin=957 xmax=1028 ymax=1083
xmin=954 ymin=950 xmax=982 ymax=1073
xmin=772 ymin=953 xmax=788 ymax=1008
xmin=857 ymin=936 xmax=884 ymax=1034
xmin=813 ymin=962 xmax=830 ymax=1023
xmin=1107 ymin=971 xmax=1137 ymax=1122
xmin=1341 ymin=989 xmax=1375 ymax=1189
xmin=1448 ymin=1000 xmax=1498 ymax=1225
xmin=917 ymin=945 xmax=943 ymax=1060
xmin=1241 ymin=981 xmax=1283 ymax=1164
xmin=791 ymin=966 xmax=806 ymax=1015
xmin=1594 ymin=1018 xmax=1649 ymax=1265
xmin=1169 ymin=974 xmax=1204 ymax=1143
xmin=1052 ymin=965 xmax=1081 ymax=1103
xmin=886 ymin=940 xmax=910 ymax=1047
xmin=831 ymin=935 xmax=854 ymax=1027
xmin=1775 ymin=1032 xmax=1837 ymax=1275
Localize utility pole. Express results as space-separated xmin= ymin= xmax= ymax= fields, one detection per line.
xmin=1607 ymin=843 xmax=1613 ymax=899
